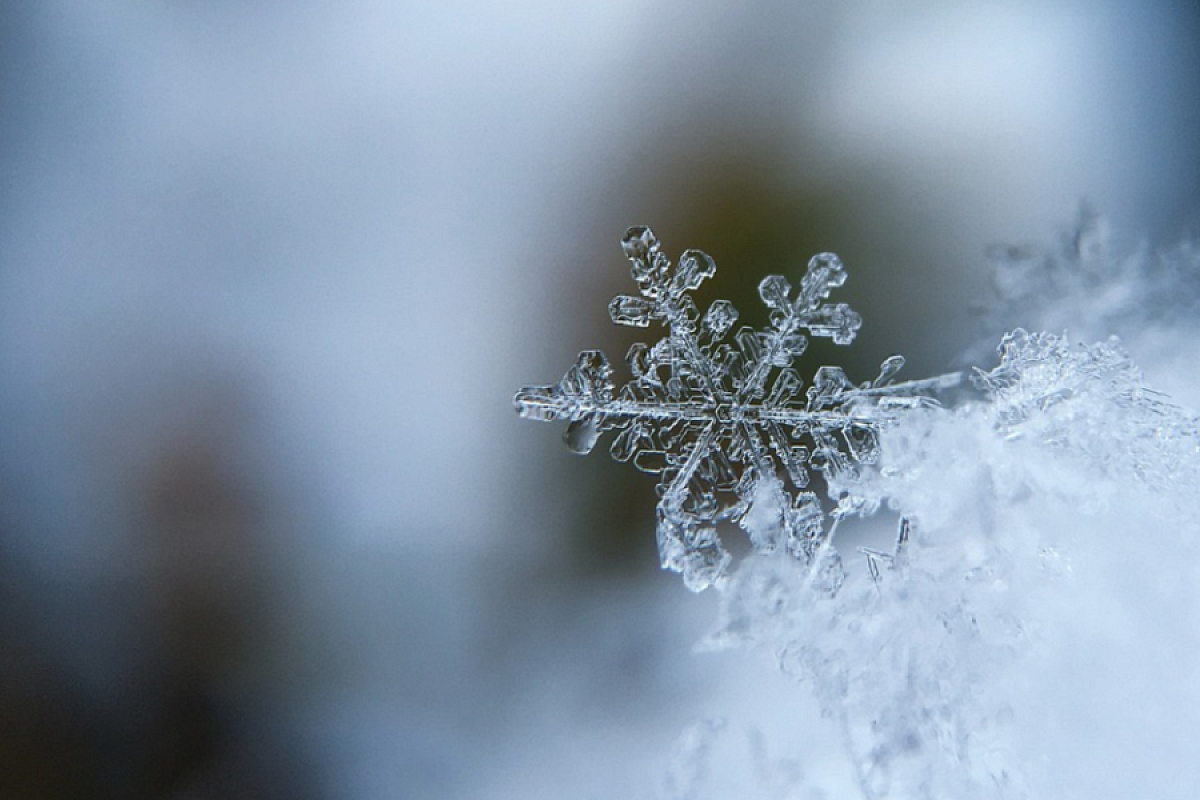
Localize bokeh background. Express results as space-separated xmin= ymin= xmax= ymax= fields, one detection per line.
xmin=2 ymin=2 xmax=1198 ymax=798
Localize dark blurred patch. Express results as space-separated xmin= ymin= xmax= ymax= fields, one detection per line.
xmin=0 ymin=578 xmax=107 ymax=798
xmin=0 ymin=375 xmax=319 ymax=800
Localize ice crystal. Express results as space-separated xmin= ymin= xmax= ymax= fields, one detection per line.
xmin=974 ymin=328 xmax=1200 ymax=497
xmin=515 ymin=226 xmax=960 ymax=590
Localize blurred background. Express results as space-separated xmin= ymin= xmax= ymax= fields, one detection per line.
xmin=1 ymin=1 xmax=1198 ymax=798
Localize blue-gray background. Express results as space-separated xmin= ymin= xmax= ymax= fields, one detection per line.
xmin=2 ymin=2 xmax=1198 ymax=797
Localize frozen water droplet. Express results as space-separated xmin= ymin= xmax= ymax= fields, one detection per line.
xmin=564 ymin=414 xmax=602 ymax=454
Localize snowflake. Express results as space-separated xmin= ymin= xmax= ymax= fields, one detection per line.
xmin=515 ymin=227 xmax=960 ymax=590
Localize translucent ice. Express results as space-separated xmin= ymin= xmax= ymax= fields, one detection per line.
xmin=515 ymin=227 xmax=960 ymax=590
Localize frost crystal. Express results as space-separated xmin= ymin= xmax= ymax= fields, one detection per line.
xmin=974 ymin=328 xmax=1200 ymax=495
xmin=515 ymin=226 xmax=960 ymax=590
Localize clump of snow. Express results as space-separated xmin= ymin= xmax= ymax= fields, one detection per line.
xmin=703 ymin=251 xmax=1200 ymax=797
xmin=517 ymin=219 xmax=1200 ymax=798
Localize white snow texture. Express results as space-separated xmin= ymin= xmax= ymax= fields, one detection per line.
xmin=517 ymin=219 xmax=1200 ymax=798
